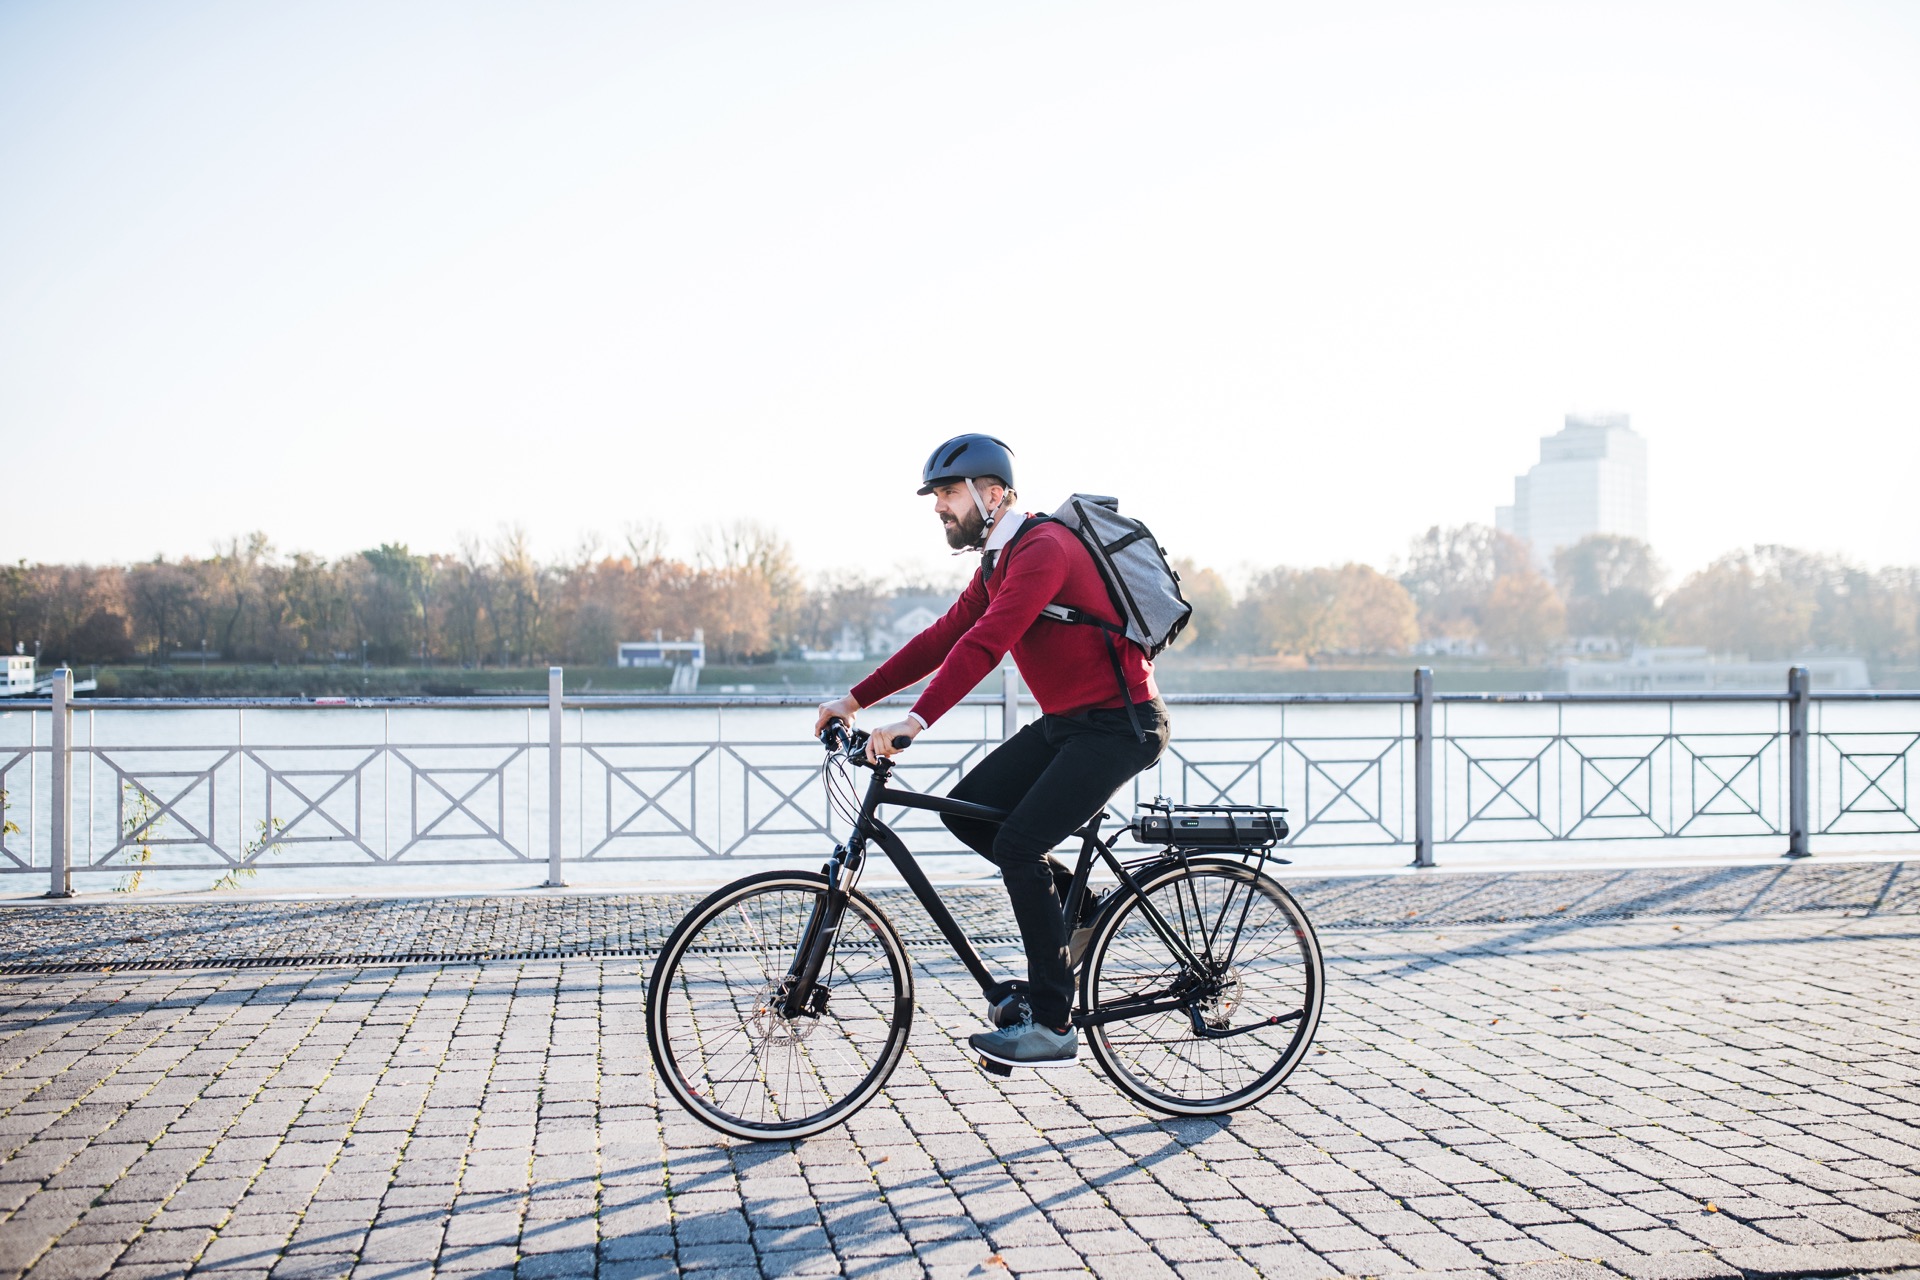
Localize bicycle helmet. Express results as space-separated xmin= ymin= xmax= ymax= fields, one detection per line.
xmin=918 ymin=434 xmax=1016 ymax=495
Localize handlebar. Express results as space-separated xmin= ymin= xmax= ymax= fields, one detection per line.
xmin=819 ymin=721 xmax=911 ymax=761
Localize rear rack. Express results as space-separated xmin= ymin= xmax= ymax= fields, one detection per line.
xmin=1128 ymin=797 xmax=1290 ymax=851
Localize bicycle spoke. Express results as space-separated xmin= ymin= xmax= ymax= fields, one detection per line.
xmin=1086 ymin=862 xmax=1322 ymax=1115
xmin=649 ymin=876 xmax=911 ymax=1140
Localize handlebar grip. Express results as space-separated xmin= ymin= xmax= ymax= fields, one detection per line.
xmin=890 ymin=735 xmax=912 ymax=751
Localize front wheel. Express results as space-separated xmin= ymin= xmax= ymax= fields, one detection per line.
xmin=646 ymin=871 xmax=913 ymax=1141
xmin=1082 ymin=857 xmax=1324 ymax=1116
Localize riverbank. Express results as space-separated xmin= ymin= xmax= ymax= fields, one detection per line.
xmin=64 ymin=655 xmax=1586 ymax=699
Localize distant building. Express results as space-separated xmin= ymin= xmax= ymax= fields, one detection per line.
xmin=4 ymin=656 xmax=33 ymax=695
xmin=1496 ymin=413 xmax=1648 ymax=569
xmin=616 ymin=638 xmax=705 ymax=669
xmin=875 ymin=595 xmax=948 ymax=655
xmin=800 ymin=624 xmax=867 ymax=663
xmin=1564 ymin=647 xmax=1868 ymax=692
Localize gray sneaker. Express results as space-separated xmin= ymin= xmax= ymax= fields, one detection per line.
xmin=969 ymin=1017 xmax=1078 ymax=1070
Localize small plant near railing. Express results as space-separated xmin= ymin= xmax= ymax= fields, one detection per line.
xmin=116 ymin=784 xmax=163 ymax=893
xmin=212 ymin=818 xmax=285 ymax=892
xmin=1 ymin=788 xmax=17 ymax=841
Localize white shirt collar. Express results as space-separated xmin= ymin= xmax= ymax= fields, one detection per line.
xmin=983 ymin=510 xmax=1026 ymax=558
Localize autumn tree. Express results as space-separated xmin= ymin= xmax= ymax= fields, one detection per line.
xmin=1854 ymin=567 xmax=1920 ymax=666
xmin=489 ymin=528 xmax=545 ymax=664
xmin=206 ymin=534 xmax=272 ymax=659
xmin=699 ymin=522 xmax=803 ymax=653
xmin=1479 ymin=570 xmax=1566 ymax=661
xmin=1398 ymin=525 xmax=1530 ymax=643
xmin=1660 ymin=546 xmax=1884 ymax=660
xmin=790 ymin=571 xmax=892 ymax=654
xmin=1170 ymin=560 xmax=1234 ymax=654
xmin=1235 ymin=565 xmax=1417 ymax=657
xmin=355 ymin=544 xmax=433 ymax=665
xmin=126 ymin=559 xmax=201 ymax=661
xmin=1553 ymin=535 xmax=1663 ymax=645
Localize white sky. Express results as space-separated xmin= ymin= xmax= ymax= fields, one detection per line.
xmin=3 ymin=0 xmax=1916 ymax=585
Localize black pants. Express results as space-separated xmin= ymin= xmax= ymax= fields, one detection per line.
xmin=942 ymin=698 xmax=1170 ymax=1028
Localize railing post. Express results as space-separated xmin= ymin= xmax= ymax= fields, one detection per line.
xmin=48 ymin=668 xmax=73 ymax=898
xmin=1787 ymin=665 xmax=1811 ymax=859
xmin=1412 ymin=666 xmax=1435 ymax=868
xmin=547 ymin=666 xmax=566 ymax=887
xmin=1002 ymin=664 xmax=1019 ymax=741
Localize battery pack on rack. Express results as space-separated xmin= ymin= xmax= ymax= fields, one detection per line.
xmin=1130 ymin=805 xmax=1288 ymax=848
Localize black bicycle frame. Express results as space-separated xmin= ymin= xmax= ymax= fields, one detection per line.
xmin=784 ymin=751 xmax=1220 ymax=1029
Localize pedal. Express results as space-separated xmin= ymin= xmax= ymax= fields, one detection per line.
xmin=978 ymin=1056 xmax=1013 ymax=1078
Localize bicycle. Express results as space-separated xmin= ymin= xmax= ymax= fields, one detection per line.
xmin=644 ymin=721 xmax=1326 ymax=1141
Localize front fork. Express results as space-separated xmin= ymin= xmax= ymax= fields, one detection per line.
xmin=778 ymin=839 xmax=863 ymax=1018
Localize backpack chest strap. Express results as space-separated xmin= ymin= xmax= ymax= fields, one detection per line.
xmin=1037 ymin=602 xmax=1123 ymax=633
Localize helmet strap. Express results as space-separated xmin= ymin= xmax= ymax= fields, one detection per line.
xmin=964 ymin=478 xmax=998 ymax=551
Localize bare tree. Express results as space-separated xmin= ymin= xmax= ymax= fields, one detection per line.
xmin=1398 ymin=525 xmax=1531 ymax=642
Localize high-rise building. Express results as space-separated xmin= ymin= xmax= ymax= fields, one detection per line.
xmin=1495 ymin=413 xmax=1648 ymax=568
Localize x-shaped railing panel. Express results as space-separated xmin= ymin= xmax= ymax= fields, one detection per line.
xmin=89 ymin=749 xmax=238 ymax=866
xmin=1673 ymin=735 xmax=1779 ymax=836
xmin=1444 ymin=737 xmax=1553 ymax=841
xmin=243 ymin=747 xmax=382 ymax=860
xmin=1818 ymin=731 xmax=1919 ymax=834
xmin=1286 ymin=739 xmax=1402 ymax=844
xmin=583 ymin=744 xmax=715 ymax=857
xmin=388 ymin=746 xmax=531 ymax=860
xmin=1562 ymin=735 xmax=1668 ymax=839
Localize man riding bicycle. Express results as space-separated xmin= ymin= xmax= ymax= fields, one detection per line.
xmin=814 ymin=433 xmax=1171 ymax=1070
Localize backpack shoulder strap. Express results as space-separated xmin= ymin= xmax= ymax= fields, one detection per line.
xmin=1017 ymin=514 xmax=1146 ymax=742
xmin=996 ymin=513 xmax=1053 ymax=559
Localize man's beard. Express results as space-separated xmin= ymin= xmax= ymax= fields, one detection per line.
xmin=942 ymin=506 xmax=987 ymax=551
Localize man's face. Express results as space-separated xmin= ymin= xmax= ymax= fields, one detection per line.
xmin=932 ymin=481 xmax=1003 ymax=551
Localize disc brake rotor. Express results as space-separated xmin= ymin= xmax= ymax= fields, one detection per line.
xmin=746 ymin=981 xmax=822 ymax=1049
xmin=1195 ymin=965 xmax=1244 ymax=1030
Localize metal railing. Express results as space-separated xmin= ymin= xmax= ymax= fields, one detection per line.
xmin=1 ymin=666 xmax=1915 ymax=895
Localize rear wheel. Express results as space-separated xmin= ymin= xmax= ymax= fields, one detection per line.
xmin=646 ymin=871 xmax=913 ymax=1141
xmin=1082 ymin=857 xmax=1323 ymax=1116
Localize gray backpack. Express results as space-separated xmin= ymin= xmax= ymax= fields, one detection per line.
xmin=1005 ymin=494 xmax=1192 ymax=737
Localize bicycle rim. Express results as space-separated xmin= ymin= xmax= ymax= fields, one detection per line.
xmin=646 ymin=871 xmax=913 ymax=1141
xmin=1084 ymin=859 xmax=1323 ymax=1115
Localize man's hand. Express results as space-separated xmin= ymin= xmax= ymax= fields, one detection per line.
xmin=865 ymin=717 xmax=921 ymax=763
xmin=815 ymin=694 xmax=860 ymax=738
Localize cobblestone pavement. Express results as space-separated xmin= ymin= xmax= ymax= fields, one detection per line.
xmin=1 ymin=860 xmax=1915 ymax=970
xmin=1 ymin=870 xmax=1918 ymax=1279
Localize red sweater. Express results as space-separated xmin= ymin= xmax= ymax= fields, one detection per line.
xmin=852 ymin=518 xmax=1157 ymax=726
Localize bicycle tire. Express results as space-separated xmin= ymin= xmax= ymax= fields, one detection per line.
xmin=1082 ymin=856 xmax=1324 ymax=1116
xmin=646 ymin=870 xmax=913 ymax=1141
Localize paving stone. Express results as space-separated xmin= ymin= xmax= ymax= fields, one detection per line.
xmin=1719 ymin=1240 xmax=1920 ymax=1276
xmin=1607 ymin=1253 xmax=1742 ymax=1280
xmin=0 ymin=867 xmax=1917 ymax=1280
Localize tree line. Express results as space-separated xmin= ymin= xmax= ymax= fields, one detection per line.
xmin=1186 ymin=527 xmax=1920 ymax=666
xmin=4 ymin=525 xmax=1917 ymax=669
